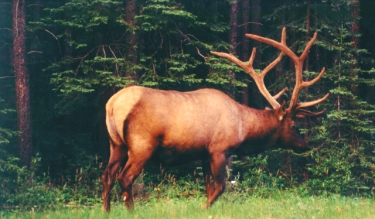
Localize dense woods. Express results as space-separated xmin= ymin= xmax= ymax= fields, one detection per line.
xmin=1 ymin=0 xmax=375 ymax=210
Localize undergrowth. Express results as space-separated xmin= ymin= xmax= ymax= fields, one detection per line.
xmin=1 ymin=152 xmax=375 ymax=212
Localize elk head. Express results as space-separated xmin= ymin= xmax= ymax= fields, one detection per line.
xmin=211 ymin=27 xmax=329 ymax=153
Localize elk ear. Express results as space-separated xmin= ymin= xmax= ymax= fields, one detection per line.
xmin=277 ymin=101 xmax=287 ymax=121
xmin=265 ymin=106 xmax=272 ymax=110
xmin=280 ymin=101 xmax=286 ymax=109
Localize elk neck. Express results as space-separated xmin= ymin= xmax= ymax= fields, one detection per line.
xmin=238 ymin=105 xmax=282 ymax=153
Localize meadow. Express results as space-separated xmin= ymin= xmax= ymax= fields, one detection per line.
xmin=2 ymin=191 xmax=375 ymax=219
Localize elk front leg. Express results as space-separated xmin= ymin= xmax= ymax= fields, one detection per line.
xmin=202 ymin=160 xmax=215 ymax=208
xmin=203 ymin=153 xmax=227 ymax=208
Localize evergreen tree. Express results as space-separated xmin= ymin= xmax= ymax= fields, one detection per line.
xmin=262 ymin=0 xmax=375 ymax=193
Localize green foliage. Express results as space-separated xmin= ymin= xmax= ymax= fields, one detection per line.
xmin=0 ymin=96 xmax=22 ymax=208
xmin=2 ymin=153 xmax=103 ymax=211
xmin=38 ymin=0 xmax=129 ymax=95
xmin=0 ymin=98 xmax=18 ymax=145
xmin=309 ymin=20 xmax=375 ymax=195
xmin=265 ymin=0 xmax=375 ymax=194
xmin=36 ymin=0 xmax=236 ymax=97
xmin=134 ymin=0 xmax=234 ymax=89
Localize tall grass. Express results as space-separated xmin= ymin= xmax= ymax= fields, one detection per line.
xmin=2 ymin=191 xmax=375 ymax=219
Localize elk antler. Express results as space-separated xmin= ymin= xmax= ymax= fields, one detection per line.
xmin=211 ymin=48 xmax=285 ymax=109
xmin=246 ymin=27 xmax=329 ymax=115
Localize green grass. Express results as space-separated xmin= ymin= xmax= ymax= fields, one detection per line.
xmin=2 ymin=192 xmax=375 ymax=219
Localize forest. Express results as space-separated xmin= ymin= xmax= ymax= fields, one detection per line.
xmin=1 ymin=0 xmax=375 ymax=213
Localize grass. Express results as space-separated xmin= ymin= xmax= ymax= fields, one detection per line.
xmin=2 ymin=191 xmax=375 ymax=219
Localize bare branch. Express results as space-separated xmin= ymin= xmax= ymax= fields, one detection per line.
xmin=0 ymin=76 xmax=15 ymax=80
xmin=44 ymin=29 xmax=58 ymax=40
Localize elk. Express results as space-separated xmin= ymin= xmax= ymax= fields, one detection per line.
xmin=101 ymin=28 xmax=329 ymax=212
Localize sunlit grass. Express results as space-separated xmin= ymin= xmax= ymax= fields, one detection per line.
xmin=2 ymin=191 xmax=375 ymax=219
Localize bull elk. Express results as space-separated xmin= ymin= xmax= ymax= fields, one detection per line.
xmin=101 ymin=27 xmax=329 ymax=212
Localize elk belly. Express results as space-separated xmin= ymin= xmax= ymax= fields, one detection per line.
xmin=151 ymin=146 xmax=207 ymax=166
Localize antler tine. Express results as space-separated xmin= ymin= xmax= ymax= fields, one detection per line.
xmin=295 ymin=93 xmax=329 ymax=110
xmin=273 ymin=87 xmax=288 ymax=100
xmin=247 ymin=27 xmax=328 ymax=115
xmin=300 ymin=32 xmax=318 ymax=61
xmin=246 ymin=27 xmax=298 ymax=63
xmin=249 ymin=47 xmax=256 ymax=65
xmin=302 ymin=67 xmax=326 ymax=88
xmin=210 ymin=48 xmax=283 ymax=109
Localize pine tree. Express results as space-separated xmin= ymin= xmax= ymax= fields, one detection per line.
xmin=264 ymin=0 xmax=375 ymax=193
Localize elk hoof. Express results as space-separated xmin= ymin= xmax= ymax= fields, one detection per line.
xmin=201 ymin=203 xmax=209 ymax=209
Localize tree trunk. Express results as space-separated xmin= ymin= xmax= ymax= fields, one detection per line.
xmin=125 ymin=0 xmax=138 ymax=81
xmin=12 ymin=0 xmax=32 ymax=168
xmin=303 ymin=0 xmax=311 ymax=141
xmin=249 ymin=0 xmax=262 ymax=108
xmin=350 ymin=0 xmax=359 ymax=93
xmin=241 ymin=0 xmax=249 ymax=106
xmin=227 ymin=0 xmax=239 ymax=177
xmin=274 ymin=4 xmax=285 ymax=97
xmin=305 ymin=0 xmax=310 ymax=71
xmin=227 ymin=0 xmax=238 ymax=97
xmin=302 ymin=0 xmax=311 ymax=182
xmin=229 ymin=0 xmax=238 ymax=56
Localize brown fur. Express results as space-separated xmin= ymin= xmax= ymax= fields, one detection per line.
xmin=101 ymin=86 xmax=306 ymax=212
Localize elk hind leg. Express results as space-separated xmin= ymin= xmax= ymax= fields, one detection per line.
xmin=117 ymin=148 xmax=152 ymax=210
xmin=101 ymin=141 xmax=127 ymax=212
